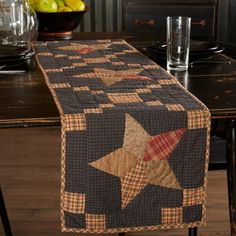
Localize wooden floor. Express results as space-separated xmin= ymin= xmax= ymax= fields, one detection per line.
xmin=0 ymin=127 xmax=230 ymax=236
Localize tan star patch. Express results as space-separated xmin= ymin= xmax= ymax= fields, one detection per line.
xmin=89 ymin=114 xmax=185 ymax=208
xmin=57 ymin=43 xmax=111 ymax=54
xmin=94 ymin=68 xmax=144 ymax=86
xmin=89 ymin=148 xmax=138 ymax=177
xmin=146 ymin=160 xmax=181 ymax=189
xmin=123 ymin=114 xmax=150 ymax=159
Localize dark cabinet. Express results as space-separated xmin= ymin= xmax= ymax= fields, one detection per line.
xmin=123 ymin=0 xmax=218 ymax=42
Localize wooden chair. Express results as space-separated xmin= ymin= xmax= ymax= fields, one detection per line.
xmin=0 ymin=187 xmax=13 ymax=236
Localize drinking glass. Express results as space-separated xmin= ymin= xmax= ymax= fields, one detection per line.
xmin=10 ymin=1 xmax=31 ymax=49
xmin=0 ymin=0 xmax=38 ymax=50
xmin=166 ymin=16 xmax=191 ymax=71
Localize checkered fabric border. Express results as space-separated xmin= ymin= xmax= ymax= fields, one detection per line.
xmin=45 ymin=68 xmax=63 ymax=73
xmin=73 ymin=86 xmax=90 ymax=92
xmin=146 ymin=100 xmax=163 ymax=106
xmin=187 ymin=110 xmax=209 ymax=129
xmin=158 ymin=79 xmax=178 ymax=85
xmin=161 ymin=207 xmax=183 ymax=224
xmin=107 ymin=93 xmax=143 ymax=104
xmin=146 ymin=84 xmax=162 ymax=89
xmin=99 ymin=103 xmax=116 ymax=109
xmin=85 ymin=214 xmax=106 ymax=230
xmin=135 ymin=88 xmax=152 ymax=94
xmin=83 ymin=108 xmax=103 ymax=114
xmin=183 ymin=187 xmax=205 ymax=207
xmin=68 ymin=55 xmax=82 ymax=59
xmin=63 ymin=192 xmax=85 ymax=214
xmin=37 ymin=52 xmax=53 ymax=56
xmin=62 ymin=114 xmax=86 ymax=131
xmin=165 ymin=104 xmax=185 ymax=111
xmin=50 ymin=83 xmax=71 ymax=89
xmin=72 ymin=62 xmax=87 ymax=67
xmin=83 ymin=57 xmax=110 ymax=64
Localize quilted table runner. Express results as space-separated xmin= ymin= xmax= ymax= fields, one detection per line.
xmin=34 ymin=39 xmax=211 ymax=233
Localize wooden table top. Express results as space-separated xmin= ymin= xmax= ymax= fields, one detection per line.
xmin=0 ymin=32 xmax=236 ymax=128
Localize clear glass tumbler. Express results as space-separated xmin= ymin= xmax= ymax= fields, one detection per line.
xmin=0 ymin=0 xmax=38 ymax=50
xmin=166 ymin=16 xmax=191 ymax=71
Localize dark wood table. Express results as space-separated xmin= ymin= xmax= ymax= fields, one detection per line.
xmin=0 ymin=32 xmax=235 ymax=235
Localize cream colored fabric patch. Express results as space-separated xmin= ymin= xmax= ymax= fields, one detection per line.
xmin=123 ymin=114 xmax=151 ymax=159
xmin=94 ymin=68 xmax=143 ymax=86
xmin=146 ymin=160 xmax=181 ymax=189
xmin=89 ymin=148 xmax=138 ymax=177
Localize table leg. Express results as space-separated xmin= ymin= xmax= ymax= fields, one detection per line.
xmin=0 ymin=187 xmax=13 ymax=236
xmin=188 ymin=227 xmax=197 ymax=236
xmin=226 ymin=119 xmax=236 ymax=236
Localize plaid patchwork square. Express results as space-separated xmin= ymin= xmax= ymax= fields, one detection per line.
xmin=45 ymin=68 xmax=63 ymax=73
xmin=105 ymin=54 xmax=116 ymax=59
xmin=84 ymin=57 xmax=109 ymax=64
xmin=74 ymin=72 xmax=97 ymax=78
xmin=37 ymin=52 xmax=53 ymax=56
xmin=85 ymin=214 xmax=106 ymax=230
xmin=50 ymin=83 xmax=71 ymax=89
xmin=143 ymin=64 xmax=160 ymax=69
xmin=124 ymin=50 xmax=137 ymax=54
xmin=72 ymin=62 xmax=88 ymax=67
xmin=187 ymin=110 xmax=210 ymax=129
xmin=73 ymin=86 xmax=90 ymax=92
xmin=111 ymin=40 xmax=125 ymax=45
xmin=135 ymin=88 xmax=152 ymax=94
xmin=158 ymin=79 xmax=177 ymax=85
xmin=91 ymin=90 xmax=105 ymax=95
xmin=124 ymin=74 xmax=152 ymax=81
xmin=55 ymin=54 xmax=67 ymax=58
xmin=99 ymin=103 xmax=116 ymax=109
xmin=146 ymin=84 xmax=162 ymax=89
xmin=146 ymin=100 xmax=163 ymax=106
xmin=62 ymin=66 xmax=76 ymax=70
xmin=114 ymin=52 xmax=126 ymax=56
xmin=83 ymin=108 xmax=103 ymax=114
xmin=96 ymin=39 xmax=112 ymax=43
xmin=68 ymin=55 xmax=82 ymax=59
xmin=107 ymin=93 xmax=143 ymax=104
xmin=63 ymin=114 xmax=86 ymax=131
xmin=165 ymin=104 xmax=185 ymax=111
xmin=63 ymin=191 xmax=85 ymax=214
xmin=161 ymin=207 xmax=183 ymax=224
xmin=183 ymin=187 xmax=205 ymax=206
xmin=127 ymin=63 xmax=141 ymax=67
xmin=111 ymin=61 xmax=125 ymax=66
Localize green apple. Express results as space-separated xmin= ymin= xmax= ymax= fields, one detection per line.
xmin=27 ymin=0 xmax=39 ymax=11
xmin=36 ymin=0 xmax=58 ymax=12
xmin=55 ymin=0 xmax=64 ymax=8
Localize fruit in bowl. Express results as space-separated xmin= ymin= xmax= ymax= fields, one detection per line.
xmin=28 ymin=0 xmax=87 ymax=40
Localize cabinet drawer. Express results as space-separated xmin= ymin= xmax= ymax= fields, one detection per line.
xmin=125 ymin=5 xmax=215 ymax=39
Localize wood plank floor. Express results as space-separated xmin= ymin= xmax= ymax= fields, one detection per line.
xmin=0 ymin=127 xmax=230 ymax=236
